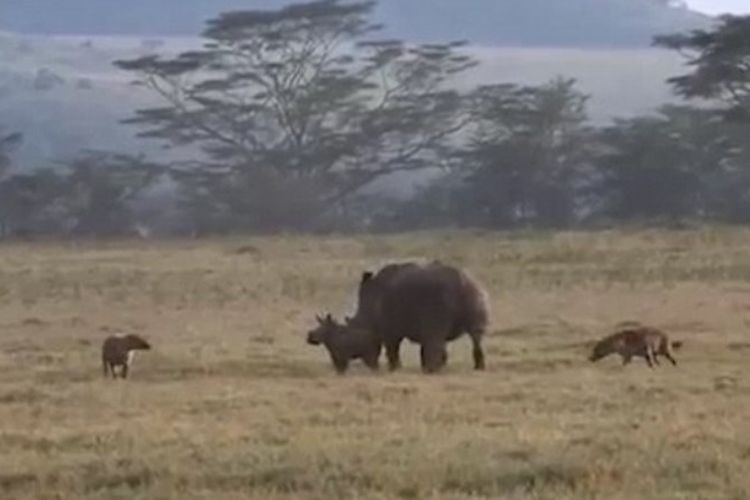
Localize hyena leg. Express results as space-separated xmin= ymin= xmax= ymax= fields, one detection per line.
xmin=664 ymin=351 xmax=677 ymax=366
xmin=102 ymin=360 xmax=110 ymax=378
xmin=644 ymin=348 xmax=655 ymax=368
xmin=385 ymin=339 xmax=403 ymax=372
xmin=621 ymin=354 xmax=632 ymax=365
xmin=469 ymin=331 xmax=485 ymax=370
xmin=121 ymin=363 xmax=129 ymax=379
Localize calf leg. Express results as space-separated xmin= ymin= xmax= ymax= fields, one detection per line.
xmin=362 ymin=347 xmax=381 ymax=371
xmin=332 ymin=357 xmax=349 ymax=374
xmin=470 ymin=331 xmax=485 ymax=370
xmin=363 ymin=357 xmax=379 ymax=371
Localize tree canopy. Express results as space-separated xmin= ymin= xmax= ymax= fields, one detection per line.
xmin=4 ymin=4 xmax=750 ymax=238
xmin=655 ymin=15 xmax=750 ymax=121
xmin=115 ymin=0 xmax=476 ymax=231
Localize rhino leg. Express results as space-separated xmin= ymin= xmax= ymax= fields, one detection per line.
xmin=420 ymin=339 xmax=447 ymax=374
xmin=385 ymin=339 xmax=403 ymax=372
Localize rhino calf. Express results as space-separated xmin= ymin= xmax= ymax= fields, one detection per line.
xmin=307 ymin=314 xmax=381 ymax=374
xmin=102 ymin=333 xmax=151 ymax=379
xmin=589 ymin=326 xmax=681 ymax=368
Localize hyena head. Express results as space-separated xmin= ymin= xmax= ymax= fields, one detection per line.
xmin=588 ymin=339 xmax=613 ymax=362
xmin=306 ymin=314 xmax=340 ymax=345
xmin=126 ymin=334 xmax=151 ymax=351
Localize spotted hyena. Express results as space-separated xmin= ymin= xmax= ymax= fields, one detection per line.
xmin=589 ymin=326 xmax=682 ymax=368
xmin=101 ymin=333 xmax=151 ymax=379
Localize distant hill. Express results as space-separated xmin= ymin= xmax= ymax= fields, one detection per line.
xmin=2 ymin=0 xmax=710 ymax=47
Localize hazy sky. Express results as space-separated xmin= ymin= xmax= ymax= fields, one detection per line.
xmin=687 ymin=0 xmax=750 ymax=15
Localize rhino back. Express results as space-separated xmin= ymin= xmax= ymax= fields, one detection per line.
xmin=378 ymin=264 xmax=466 ymax=342
xmin=454 ymin=268 xmax=490 ymax=336
xmin=355 ymin=261 xmax=489 ymax=343
xmin=354 ymin=262 xmax=420 ymax=328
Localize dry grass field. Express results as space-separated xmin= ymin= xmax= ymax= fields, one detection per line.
xmin=1 ymin=228 xmax=750 ymax=500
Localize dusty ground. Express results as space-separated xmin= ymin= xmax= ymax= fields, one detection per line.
xmin=1 ymin=229 xmax=749 ymax=499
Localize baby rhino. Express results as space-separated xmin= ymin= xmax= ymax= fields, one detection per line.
xmin=306 ymin=314 xmax=381 ymax=374
xmin=589 ymin=325 xmax=681 ymax=368
xmin=102 ymin=333 xmax=151 ymax=379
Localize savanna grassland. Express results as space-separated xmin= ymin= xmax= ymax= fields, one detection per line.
xmin=1 ymin=229 xmax=750 ymax=500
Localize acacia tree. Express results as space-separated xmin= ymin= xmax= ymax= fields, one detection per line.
xmin=0 ymin=130 xmax=73 ymax=238
xmin=594 ymin=105 xmax=743 ymax=223
xmin=0 ymin=130 xmax=22 ymax=177
xmin=0 ymin=168 xmax=69 ymax=237
xmin=653 ymin=16 xmax=750 ymax=223
xmin=115 ymin=0 xmax=475 ymax=232
xmin=60 ymin=151 xmax=162 ymax=236
xmin=655 ymin=15 xmax=750 ymax=121
xmin=0 ymin=130 xmax=23 ymax=236
xmin=380 ymin=78 xmax=595 ymax=230
xmin=0 ymin=148 xmax=161 ymax=238
xmin=455 ymin=78 xmax=594 ymax=228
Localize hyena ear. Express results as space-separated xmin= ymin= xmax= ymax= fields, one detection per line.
xmin=361 ymin=271 xmax=373 ymax=284
xmin=325 ymin=313 xmax=334 ymax=324
xmin=315 ymin=314 xmax=325 ymax=325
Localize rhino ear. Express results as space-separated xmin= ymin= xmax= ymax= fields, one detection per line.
xmin=361 ymin=271 xmax=373 ymax=284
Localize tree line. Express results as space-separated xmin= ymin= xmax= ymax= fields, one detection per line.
xmin=2 ymin=1 xmax=750 ymax=238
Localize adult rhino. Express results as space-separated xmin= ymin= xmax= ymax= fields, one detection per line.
xmin=348 ymin=261 xmax=489 ymax=373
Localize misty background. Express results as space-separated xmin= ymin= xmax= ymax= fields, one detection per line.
xmin=1 ymin=0 xmax=749 ymax=237
xmin=0 ymin=1 xmax=708 ymax=164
